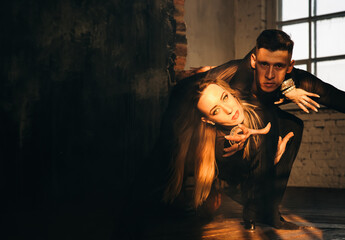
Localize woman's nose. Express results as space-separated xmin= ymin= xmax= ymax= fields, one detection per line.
xmin=222 ymin=105 xmax=233 ymax=115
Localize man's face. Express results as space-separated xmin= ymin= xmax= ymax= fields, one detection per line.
xmin=250 ymin=48 xmax=295 ymax=93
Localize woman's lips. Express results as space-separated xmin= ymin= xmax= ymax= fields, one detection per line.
xmin=232 ymin=110 xmax=239 ymax=120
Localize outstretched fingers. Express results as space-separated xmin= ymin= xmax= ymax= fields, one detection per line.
xmin=224 ymin=123 xmax=271 ymax=143
xmin=224 ymin=134 xmax=246 ymax=142
xmin=297 ymin=102 xmax=310 ymax=113
xmin=274 ymin=131 xmax=294 ymax=165
xmin=281 ymin=132 xmax=294 ymax=145
xmin=305 ymin=91 xmax=320 ymax=98
xmin=302 ymin=96 xmax=320 ymax=112
xmin=223 ymin=123 xmax=271 ymax=157
xmin=248 ymin=122 xmax=271 ymax=136
xmin=274 ymin=98 xmax=285 ymax=105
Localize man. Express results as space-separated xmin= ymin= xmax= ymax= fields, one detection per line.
xmin=206 ymin=29 xmax=345 ymax=230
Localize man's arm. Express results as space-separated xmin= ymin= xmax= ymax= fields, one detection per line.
xmin=276 ymin=78 xmax=320 ymax=113
xmin=206 ymin=59 xmax=242 ymax=84
xmin=206 ymin=51 xmax=255 ymax=96
xmin=291 ymin=68 xmax=345 ymax=113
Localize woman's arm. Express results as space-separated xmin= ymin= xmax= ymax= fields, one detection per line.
xmin=222 ymin=123 xmax=271 ymax=157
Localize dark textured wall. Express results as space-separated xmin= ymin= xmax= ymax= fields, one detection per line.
xmin=0 ymin=0 xmax=175 ymax=236
xmin=184 ymin=0 xmax=235 ymax=69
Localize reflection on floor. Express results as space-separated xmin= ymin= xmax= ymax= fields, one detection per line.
xmin=4 ymin=187 xmax=345 ymax=240
xmin=142 ymin=187 xmax=345 ymax=240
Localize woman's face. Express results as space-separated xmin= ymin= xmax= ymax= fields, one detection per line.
xmin=197 ymin=84 xmax=244 ymax=126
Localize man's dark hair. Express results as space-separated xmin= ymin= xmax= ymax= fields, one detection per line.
xmin=256 ymin=29 xmax=294 ymax=54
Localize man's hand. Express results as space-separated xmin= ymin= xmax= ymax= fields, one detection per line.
xmin=222 ymin=123 xmax=271 ymax=157
xmin=190 ymin=66 xmax=216 ymax=74
xmin=275 ymin=88 xmax=320 ymax=113
xmin=275 ymin=132 xmax=294 ymax=165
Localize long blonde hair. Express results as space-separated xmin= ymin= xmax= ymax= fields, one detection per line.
xmin=163 ymin=76 xmax=263 ymax=208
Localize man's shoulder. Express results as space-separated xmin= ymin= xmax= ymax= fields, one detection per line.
xmin=207 ymin=59 xmax=242 ymax=78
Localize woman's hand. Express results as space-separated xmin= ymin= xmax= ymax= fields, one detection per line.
xmin=275 ymin=88 xmax=320 ymax=113
xmin=222 ymin=123 xmax=271 ymax=157
xmin=275 ymin=132 xmax=294 ymax=165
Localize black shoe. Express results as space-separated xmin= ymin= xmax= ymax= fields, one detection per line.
xmin=242 ymin=205 xmax=256 ymax=231
xmin=269 ymin=215 xmax=300 ymax=230
xmin=273 ymin=219 xmax=300 ymax=230
xmin=244 ymin=219 xmax=255 ymax=230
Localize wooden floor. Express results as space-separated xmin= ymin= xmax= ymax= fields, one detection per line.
xmin=3 ymin=187 xmax=345 ymax=240
xmin=140 ymin=187 xmax=345 ymax=240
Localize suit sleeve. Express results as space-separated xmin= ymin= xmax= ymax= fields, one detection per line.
xmin=207 ymin=49 xmax=255 ymax=95
xmin=291 ymin=68 xmax=345 ymax=113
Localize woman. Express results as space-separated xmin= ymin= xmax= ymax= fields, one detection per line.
xmin=153 ymin=71 xmax=298 ymax=232
xmin=161 ymin=72 xmax=295 ymax=210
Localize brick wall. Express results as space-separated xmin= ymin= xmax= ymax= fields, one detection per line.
xmin=287 ymin=107 xmax=345 ymax=188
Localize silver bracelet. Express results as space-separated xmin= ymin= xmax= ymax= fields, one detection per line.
xmin=282 ymin=85 xmax=296 ymax=95
xmin=281 ymin=78 xmax=295 ymax=91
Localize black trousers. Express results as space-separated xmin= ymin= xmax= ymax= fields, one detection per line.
xmin=274 ymin=107 xmax=304 ymax=206
xmin=219 ymin=106 xmax=304 ymax=222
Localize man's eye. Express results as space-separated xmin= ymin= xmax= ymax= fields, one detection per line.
xmin=275 ymin=64 xmax=283 ymax=68
xmin=212 ymin=108 xmax=220 ymax=115
xmin=260 ymin=62 xmax=268 ymax=67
